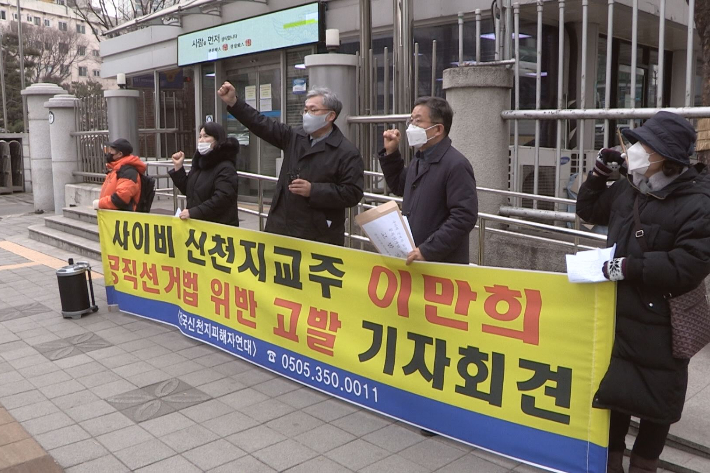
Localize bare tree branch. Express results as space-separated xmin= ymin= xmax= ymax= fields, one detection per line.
xmin=69 ymin=0 xmax=180 ymax=41
xmin=1 ymin=22 xmax=89 ymax=83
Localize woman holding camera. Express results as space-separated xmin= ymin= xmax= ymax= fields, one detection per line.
xmin=576 ymin=112 xmax=710 ymax=472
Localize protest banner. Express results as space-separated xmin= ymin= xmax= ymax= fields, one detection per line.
xmin=98 ymin=210 xmax=615 ymax=473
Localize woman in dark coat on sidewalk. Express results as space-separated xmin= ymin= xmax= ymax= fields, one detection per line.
xmin=576 ymin=112 xmax=710 ymax=473
xmin=169 ymin=122 xmax=240 ymax=226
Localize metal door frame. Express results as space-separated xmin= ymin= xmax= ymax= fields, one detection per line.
xmin=226 ymin=62 xmax=282 ymax=176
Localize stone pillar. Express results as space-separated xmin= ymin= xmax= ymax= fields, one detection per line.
xmin=21 ymin=83 xmax=67 ymax=213
xmin=305 ymin=54 xmax=359 ymax=141
xmin=444 ymin=65 xmax=513 ymax=215
xmin=105 ymin=89 xmax=140 ymax=154
xmin=46 ymin=94 xmax=80 ymax=215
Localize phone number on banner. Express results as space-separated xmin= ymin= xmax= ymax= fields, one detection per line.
xmin=177 ymin=308 xmax=380 ymax=406
xmin=279 ymin=353 xmax=379 ymax=404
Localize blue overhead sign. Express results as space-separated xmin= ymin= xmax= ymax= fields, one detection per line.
xmin=178 ymin=3 xmax=321 ymax=66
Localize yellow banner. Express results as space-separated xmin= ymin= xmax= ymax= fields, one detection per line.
xmin=99 ymin=210 xmax=615 ymax=473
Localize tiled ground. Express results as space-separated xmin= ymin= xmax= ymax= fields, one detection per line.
xmin=0 ymin=195 xmax=704 ymax=472
xmin=0 ymin=238 xmax=553 ymax=472
xmin=0 ymin=402 xmax=63 ymax=472
xmin=0 ymin=248 xmax=31 ymax=266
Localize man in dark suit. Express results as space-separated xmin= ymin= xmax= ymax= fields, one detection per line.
xmin=380 ymin=96 xmax=478 ymax=265
xmin=218 ymin=82 xmax=364 ymax=246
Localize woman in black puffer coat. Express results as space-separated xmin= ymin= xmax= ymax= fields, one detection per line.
xmin=169 ymin=122 xmax=240 ymax=226
xmin=576 ymin=112 xmax=710 ymax=473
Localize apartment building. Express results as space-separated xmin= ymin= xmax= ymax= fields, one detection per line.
xmin=0 ymin=0 xmax=114 ymax=88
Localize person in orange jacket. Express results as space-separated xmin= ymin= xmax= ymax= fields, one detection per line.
xmin=93 ymin=138 xmax=146 ymax=211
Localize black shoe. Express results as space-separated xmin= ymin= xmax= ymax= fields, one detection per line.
xmin=420 ymin=429 xmax=437 ymax=437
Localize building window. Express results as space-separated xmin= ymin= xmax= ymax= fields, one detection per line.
xmin=78 ymin=46 xmax=86 ymax=56
xmin=59 ymin=43 xmax=69 ymax=54
xmin=76 ymin=24 xmax=85 ymax=34
xmin=44 ymin=19 xmax=50 ymax=27
xmin=59 ymin=21 xmax=67 ymax=31
xmin=56 ymin=0 xmax=65 ymax=4
xmin=93 ymin=70 xmax=100 ymax=77
xmin=0 ymin=11 xmax=6 ymax=20
xmin=61 ymin=65 xmax=70 ymax=75
xmin=92 ymin=49 xmax=100 ymax=57
xmin=79 ymin=67 xmax=87 ymax=77
xmin=34 ymin=17 xmax=40 ymax=26
xmin=27 ymin=15 xmax=32 ymax=22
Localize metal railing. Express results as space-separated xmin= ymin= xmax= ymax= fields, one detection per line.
xmin=75 ymin=95 xmax=109 ymax=183
xmin=73 ymin=89 xmax=194 ymax=183
xmin=353 ymin=0 xmax=707 ymax=212
xmin=353 ymin=3 xmax=500 ymax=186
xmin=502 ymin=0 xmax=706 ymax=208
xmin=71 ymin=127 xmax=184 ymax=183
xmin=144 ymin=161 xmax=602 ymax=267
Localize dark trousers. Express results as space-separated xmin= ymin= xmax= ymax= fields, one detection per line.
xmin=608 ymin=410 xmax=671 ymax=459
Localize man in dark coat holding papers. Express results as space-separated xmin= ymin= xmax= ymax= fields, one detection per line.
xmin=379 ymin=96 xmax=478 ymax=265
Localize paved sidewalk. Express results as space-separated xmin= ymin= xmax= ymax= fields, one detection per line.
xmin=0 ymin=194 xmax=705 ymax=472
xmin=0 ymin=199 xmax=551 ymax=473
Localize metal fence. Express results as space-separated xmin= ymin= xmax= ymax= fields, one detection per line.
xmin=148 ymin=160 xmax=602 ymax=265
xmin=350 ymin=0 xmax=709 ymax=213
xmin=73 ymin=91 xmax=192 ymax=183
xmin=75 ymin=95 xmax=109 ymax=183
xmin=137 ymin=89 xmax=195 ymax=163
xmin=502 ymin=0 xmax=709 ymax=210
xmin=73 ymin=0 xmax=710 ymax=256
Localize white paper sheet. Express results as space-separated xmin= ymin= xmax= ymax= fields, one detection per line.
xmin=259 ymin=98 xmax=273 ymax=112
xmin=244 ymin=85 xmax=256 ymax=100
xmin=360 ymin=211 xmax=414 ymax=259
xmin=175 ymin=207 xmax=182 ymax=218
xmin=566 ymin=244 xmax=616 ymax=283
xmin=402 ymin=216 xmax=413 ymax=241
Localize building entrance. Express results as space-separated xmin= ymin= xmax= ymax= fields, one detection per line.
xmin=226 ymin=63 xmax=282 ymax=202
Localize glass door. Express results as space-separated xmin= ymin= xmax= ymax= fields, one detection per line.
xmin=256 ymin=66 xmax=282 ymax=199
xmin=225 ymin=65 xmax=281 ymax=202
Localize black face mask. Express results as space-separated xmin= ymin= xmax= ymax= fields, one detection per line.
xmin=105 ymin=152 xmax=117 ymax=163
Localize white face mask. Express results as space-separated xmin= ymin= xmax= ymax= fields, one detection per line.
xmin=302 ymin=111 xmax=331 ymax=135
xmin=197 ymin=142 xmax=213 ymax=155
xmin=406 ymin=124 xmax=437 ymax=149
xmin=626 ymin=142 xmax=662 ymax=175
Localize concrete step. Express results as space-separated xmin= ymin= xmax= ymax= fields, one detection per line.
xmin=62 ymin=206 xmax=97 ymax=224
xmin=28 ymin=224 xmax=101 ymax=261
xmin=44 ymin=215 xmax=99 ymax=242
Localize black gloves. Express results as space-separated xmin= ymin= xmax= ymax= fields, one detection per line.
xmin=593 ymin=148 xmax=626 ymax=178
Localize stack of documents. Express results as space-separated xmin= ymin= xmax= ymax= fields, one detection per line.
xmin=355 ymin=201 xmax=415 ymax=259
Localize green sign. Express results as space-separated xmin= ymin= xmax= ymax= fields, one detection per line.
xmin=178 ymin=3 xmax=321 ymax=66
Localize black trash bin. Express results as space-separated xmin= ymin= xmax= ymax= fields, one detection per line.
xmin=57 ymin=259 xmax=99 ymax=319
